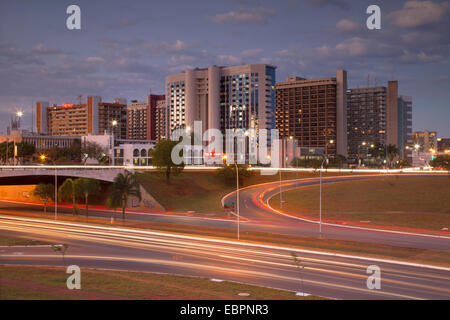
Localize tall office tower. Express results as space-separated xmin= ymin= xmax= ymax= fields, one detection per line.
xmin=346 ymin=81 xmax=410 ymax=160
xmin=413 ymin=131 xmax=438 ymax=152
xmin=165 ymin=64 xmax=276 ymax=135
xmin=127 ymin=94 xmax=165 ymax=140
xmin=155 ymin=99 xmax=168 ymax=142
xmin=398 ymin=95 xmax=413 ymax=161
xmin=275 ymin=70 xmax=348 ymax=156
xmin=386 ymin=80 xmax=399 ymax=147
xmin=36 ymin=101 xmax=49 ymax=134
xmin=346 ymin=86 xmax=387 ymax=158
xmin=36 ymin=97 xmax=127 ymax=138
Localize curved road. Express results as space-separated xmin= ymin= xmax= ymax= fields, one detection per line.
xmin=0 ymin=174 xmax=449 ymax=251
xmin=222 ymin=174 xmax=450 ymax=250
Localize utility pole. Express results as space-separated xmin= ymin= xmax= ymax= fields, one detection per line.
xmin=235 ymin=163 xmax=240 ymax=240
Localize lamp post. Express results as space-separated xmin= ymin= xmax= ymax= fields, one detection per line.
xmin=14 ymin=111 xmax=24 ymax=166
xmin=235 ymin=162 xmax=240 ymax=241
xmin=40 ymin=154 xmax=57 ymax=219
xmin=111 ymin=120 xmax=118 ymax=166
xmin=319 ymin=156 xmax=329 ymax=237
xmin=319 ymin=140 xmax=333 ymax=237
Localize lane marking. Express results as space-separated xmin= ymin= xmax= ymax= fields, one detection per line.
xmin=1 ymin=215 xmax=450 ymax=272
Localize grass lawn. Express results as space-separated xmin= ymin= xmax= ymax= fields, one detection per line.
xmin=270 ymin=176 xmax=450 ymax=230
xmin=0 ymin=265 xmax=323 ymax=300
xmin=136 ymin=170 xmax=364 ymax=213
xmin=0 ymin=235 xmax=50 ymax=246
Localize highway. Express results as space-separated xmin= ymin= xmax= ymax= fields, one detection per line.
xmin=1 ymin=215 xmax=449 ymax=300
xmin=1 ymin=174 xmax=449 ymax=251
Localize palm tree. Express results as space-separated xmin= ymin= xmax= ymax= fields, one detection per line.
xmin=75 ymin=178 xmax=100 ymax=218
xmin=387 ymin=144 xmax=399 ymax=168
xmin=106 ymin=192 xmax=122 ymax=222
xmin=33 ymin=183 xmax=54 ymax=215
xmin=110 ymin=171 xmax=142 ymax=220
xmin=58 ymin=178 xmax=79 ymax=215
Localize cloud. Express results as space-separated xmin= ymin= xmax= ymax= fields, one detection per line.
xmin=209 ymin=7 xmax=276 ymax=25
xmin=32 ymin=44 xmax=62 ymax=55
xmin=336 ymin=19 xmax=360 ymax=33
xmin=306 ymin=0 xmax=349 ymax=10
xmin=0 ymin=44 xmax=43 ymax=65
xmin=389 ymin=0 xmax=450 ymax=28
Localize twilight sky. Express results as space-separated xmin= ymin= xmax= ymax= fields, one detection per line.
xmin=0 ymin=0 xmax=449 ymax=136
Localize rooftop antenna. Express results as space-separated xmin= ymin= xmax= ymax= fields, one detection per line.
xmin=77 ymin=94 xmax=83 ymax=105
xmin=367 ymin=74 xmax=370 ymax=88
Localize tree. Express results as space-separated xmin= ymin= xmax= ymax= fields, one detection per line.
xmin=33 ymin=183 xmax=54 ymax=215
xmin=58 ymin=178 xmax=79 ymax=215
xmin=106 ymin=192 xmax=122 ymax=222
xmin=216 ymin=164 xmax=253 ymax=187
xmin=81 ymin=141 xmax=107 ymax=164
xmin=368 ymin=143 xmax=386 ymax=159
xmin=328 ymin=154 xmax=347 ymax=169
xmin=110 ymin=171 xmax=142 ymax=220
xmin=430 ymin=155 xmax=450 ymax=175
xmin=75 ymin=178 xmax=100 ymax=218
xmin=151 ymin=140 xmax=185 ymax=184
xmin=387 ymin=144 xmax=399 ymax=168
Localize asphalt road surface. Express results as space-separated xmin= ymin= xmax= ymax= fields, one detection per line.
xmin=1 ymin=174 xmax=449 ymax=250
xmin=1 ymin=215 xmax=449 ymax=300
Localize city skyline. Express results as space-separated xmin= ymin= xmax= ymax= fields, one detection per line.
xmin=1 ymin=0 xmax=449 ymax=136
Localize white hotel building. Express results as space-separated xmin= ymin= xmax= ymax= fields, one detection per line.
xmin=165 ymin=64 xmax=277 ymax=136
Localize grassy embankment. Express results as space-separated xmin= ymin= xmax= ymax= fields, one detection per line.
xmin=270 ymin=176 xmax=450 ymax=230
xmin=0 ymin=235 xmax=50 ymax=246
xmin=0 ymin=265 xmax=322 ymax=300
xmin=136 ymin=170 xmax=363 ymax=213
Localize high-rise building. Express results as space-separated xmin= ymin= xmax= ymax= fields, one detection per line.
xmin=346 ymin=86 xmax=387 ymax=157
xmin=165 ymin=64 xmax=276 ymax=135
xmin=275 ymin=70 xmax=348 ymax=156
xmin=36 ymin=96 xmax=127 ymax=139
xmin=398 ymin=95 xmax=413 ymax=161
xmin=346 ymin=81 xmax=412 ymax=161
xmin=155 ymin=99 xmax=168 ymax=142
xmin=127 ymin=94 xmax=165 ymax=141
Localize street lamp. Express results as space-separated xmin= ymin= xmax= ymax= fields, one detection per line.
xmin=111 ymin=120 xmax=118 ymax=166
xmin=319 ymin=156 xmax=329 ymax=237
xmin=40 ymin=154 xmax=58 ymax=219
xmin=13 ymin=111 xmax=24 ymax=165
xmin=234 ymin=162 xmax=240 ymax=241
xmin=325 ymin=139 xmax=334 ymax=157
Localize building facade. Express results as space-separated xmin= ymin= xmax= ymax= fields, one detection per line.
xmin=0 ymin=129 xmax=79 ymax=152
xmin=346 ymin=81 xmax=412 ymax=161
xmin=36 ymin=97 xmax=127 ymax=139
xmin=155 ymin=99 xmax=168 ymax=142
xmin=398 ymin=95 xmax=413 ymax=162
xmin=165 ymin=64 xmax=276 ymax=135
xmin=346 ymin=86 xmax=387 ymax=158
xmin=127 ymin=94 xmax=165 ymax=141
xmin=412 ymin=131 xmax=437 ymax=153
xmin=437 ymin=138 xmax=450 ymax=153
xmin=275 ymin=70 xmax=348 ymax=156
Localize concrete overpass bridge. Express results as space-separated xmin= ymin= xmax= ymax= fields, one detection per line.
xmin=0 ymin=166 xmax=164 ymax=211
xmin=0 ymin=165 xmax=128 ymax=184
